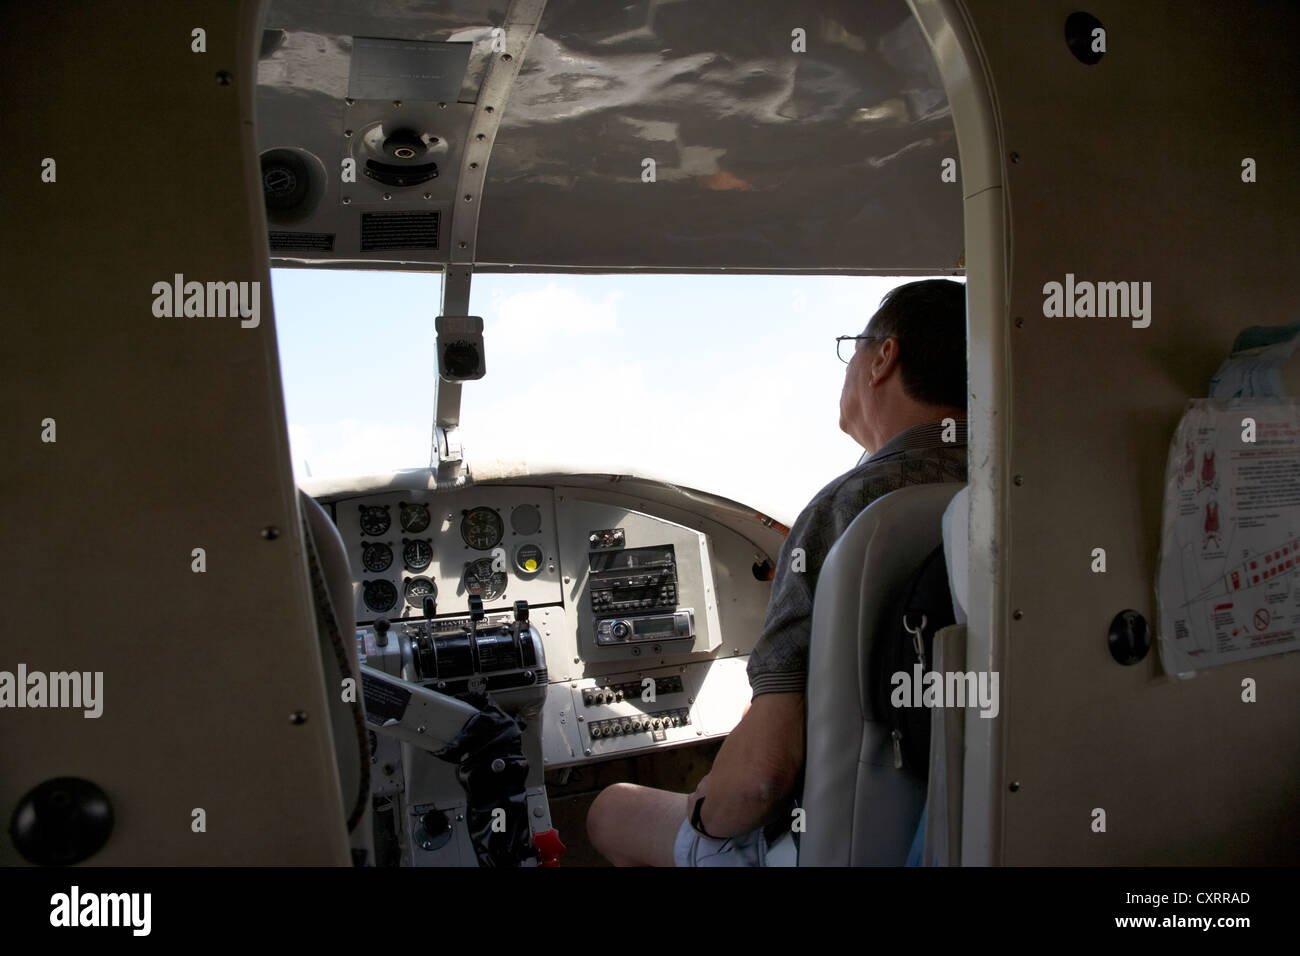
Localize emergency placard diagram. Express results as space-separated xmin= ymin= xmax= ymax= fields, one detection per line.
xmin=1158 ymin=399 xmax=1300 ymax=674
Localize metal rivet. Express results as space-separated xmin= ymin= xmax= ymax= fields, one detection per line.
xmin=1012 ymin=609 xmax=1023 ymax=621
xmin=577 ymin=715 xmax=584 ymax=722
xmin=416 ymin=725 xmax=426 ymax=734
xmin=289 ymin=711 xmax=307 ymax=725
xmin=1009 ymin=781 xmax=1021 ymax=792
xmin=491 ymin=758 xmax=506 ymax=773
xmin=1013 ymin=475 xmax=1024 ymax=486
xmin=533 ymin=806 xmax=544 ymax=818
xmin=584 ymin=749 xmax=592 ymax=756
xmin=261 ymin=526 xmax=280 ymax=540
xmin=1009 ymin=151 xmax=1020 ymax=164
xmin=573 ymin=657 xmax=580 ymax=664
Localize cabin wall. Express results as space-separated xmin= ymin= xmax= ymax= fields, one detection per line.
xmin=0 ymin=2 xmax=351 ymax=863
xmin=926 ymin=0 xmax=1300 ymax=863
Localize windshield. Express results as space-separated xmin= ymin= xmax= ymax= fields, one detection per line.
xmin=273 ymin=269 xmax=960 ymax=520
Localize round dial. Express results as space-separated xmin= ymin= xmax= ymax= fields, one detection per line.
xmin=463 ymin=558 xmax=507 ymax=601
xmin=359 ymin=505 xmax=391 ymax=537
xmin=403 ymin=538 xmax=433 ymax=572
xmin=361 ymin=542 xmax=393 ymax=573
xmin=460 ymin=507 xmax=504 ymax=551
xmin=515 ymin=543 xmax=544 ymax=575
xmin=510 ymin=504 xmax=542 ymax=535
xmin=362 ymin=579 xmax=397 ymax=613
xmin=404 ymin=576 xmax=437 ymax=608
xmin=400 ymin=502 xmax=431 ymax=533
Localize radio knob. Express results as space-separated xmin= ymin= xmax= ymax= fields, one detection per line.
xmin=612 ymin=622 xmax=630 ymax=640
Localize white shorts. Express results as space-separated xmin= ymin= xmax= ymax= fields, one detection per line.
xmin=672 ymin=818 xmax=768 ymax=867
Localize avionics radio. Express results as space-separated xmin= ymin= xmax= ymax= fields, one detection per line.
xmin=587 ymin=542 xmax=696 ymax=646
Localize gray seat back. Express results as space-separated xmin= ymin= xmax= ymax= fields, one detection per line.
xmin=799 ymin=482 xmax=963 ymax=866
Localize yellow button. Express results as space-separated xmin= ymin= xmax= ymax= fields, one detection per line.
xmin=524 ymin=559 xmax=538 ymax=571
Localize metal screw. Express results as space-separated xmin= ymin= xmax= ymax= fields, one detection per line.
xmin=1013 ymin=609 xmax=1023 ymax=621
xmin=1009 ymin=781 xmax=1021 ymax=792
xmin=577 ymin=715 xmax=584 ymax=722
xmin=463 ymin=194 xmax=473 ymax=202
xmin=687 ymin=697 xmax=694 ymax=704
xmin=476 ymin=133 xmax=486 ymax=141
xmin=502 ymin=53 xmax=512 ymax=61
xmin=342 ymin=196 xmax=351 ymax=204
xmin=215 ymin=71 xmax=232 ymax=86
xmin=424 ymin=192 xmax=432 ymax=200
xmin=469 ymin=162 xmax=479 ymax=170
xmin=1015 ymin=316 xmax=1024 ymax=328
xmin=262 ymin=526 xmax=280 ymax=540
xmin=485 ymin=106 xmax=495 ymax=113
xmin=345 ymin=97 xmax=354 ymax=106
xmin=393 ymin=100 xmax=402 ymax=108
xmin=1014 ymin=475 xmax=1024 ymax=486
xmin=289 ymin=710 xmax=307 ymax=725
xmin=458 ymin=240 xmax=468 ymax=248
xmin=382 ymin=193 xmax=391 ymax=201
xmin=491 ymin=758 xmax=506 ymax=773
xmin=383 ymin=764 xmax=395 ymax=775
xmin=438 ymin=101 xmax=447 ymax=109
xmin=573 ymin=657 xmax=580 ymax=664
xmin=533 ymin=806 xmax=544 ymax=818
xmin=1010 ymin=151 xmax=1021 ymax=164
xmin=584 ymin=749 xmax=592 ymax=757
xmin=343 ymin=129 xmax=353 ymax=138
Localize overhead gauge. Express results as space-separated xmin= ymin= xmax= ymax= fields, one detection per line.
xmin=460 ymin=507 xmax=504 ymax=551
xmin=361 ymin=542 xmax=393 ymax=573
xmin=514 ymin=543 xmax=544 ymax=575
xmin=404 ymin=576 xmax=437 ymax=608
xmin=510 ymin=504 xmax=542 ymax=535
xmin=362 ymin=579 xmax=397 ymax=614
xmin=463 ymin=558 xmax=507 ymax=601
xmin=359 ymin=505 xmax=391 ymax=537
xmin=400 ymin=502 xmax=431 ymax=533
xmin=403 ymin=538 xmax=433 ymax=572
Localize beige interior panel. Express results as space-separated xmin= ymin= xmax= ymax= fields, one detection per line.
xmin=0 ymin=1 xmax=350 ymax=864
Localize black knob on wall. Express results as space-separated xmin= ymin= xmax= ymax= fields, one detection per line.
xmin=9 ymin=777 xmax=114 ymax=865
xmin=1108 ymin=609 xmax=1151 ymax=665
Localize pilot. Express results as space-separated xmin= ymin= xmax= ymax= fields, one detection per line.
xmin=586 ymin=279 xmax=969 ymax=866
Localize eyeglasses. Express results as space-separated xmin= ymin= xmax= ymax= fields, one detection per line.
xmin=836 ymin=334 xmax=882 ymax=364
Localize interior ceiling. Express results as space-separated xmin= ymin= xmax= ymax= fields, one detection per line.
xmin=258 ymin=0 xmax=962 ymax=272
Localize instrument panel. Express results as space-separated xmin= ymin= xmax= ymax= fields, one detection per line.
xmin=326 ymin=479 xmax=777 ymax=770
xmin=334 ymin=487 xmax=562 ymax=623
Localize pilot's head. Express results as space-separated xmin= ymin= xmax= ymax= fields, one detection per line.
xmin=839 ymin=278 xmax=967 ymax=455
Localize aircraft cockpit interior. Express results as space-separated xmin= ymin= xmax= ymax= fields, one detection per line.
xmin=4 ymin=0 xmax=1299 ymax=892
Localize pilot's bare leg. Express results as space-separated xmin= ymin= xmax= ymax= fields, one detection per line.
xmin=587 ymin=783 xmax=689 ymax=866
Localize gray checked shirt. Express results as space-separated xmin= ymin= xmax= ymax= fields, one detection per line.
xmin=746 ymin=419 xmax=968 ymax=697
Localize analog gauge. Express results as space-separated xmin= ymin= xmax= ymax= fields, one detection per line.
xmin=403 ymin=538 xmax=433 ymax=572
xmin=514 ymin=543 xmax=544 ymax=575
xmin=400 ymin=501 xmax=431 ymax=533
xmin=362 ymin=579 xmax=397 ymax=614
xmin=361 ymin=542 xmax=393 ymax=573
xmin=404 ymin=576 xmax=437 ymax=608
xmin=359 ymin=505 xmax=391 ymax=537
xmin=510 ymin=504 xmax=542 ymax=536
xmin=463 ymin=558 xmax=508 ymax=602
xmin=460 ymin=507 xmax=504 ymax=551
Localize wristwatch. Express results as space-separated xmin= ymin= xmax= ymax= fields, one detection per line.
xmin=689 ymin=795 xmax=722 ymax=839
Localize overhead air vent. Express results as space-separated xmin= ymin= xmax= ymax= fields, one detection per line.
xmin=360 ymin=211 xmax=440 ymax=251
xmin=269 ymin=231 xmax=335 ymax=252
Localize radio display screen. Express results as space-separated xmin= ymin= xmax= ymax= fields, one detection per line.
xmin=634 ymin=618 xmax=666 ymax=635
xmin=589 ymin=545 xmax=675 ymax=574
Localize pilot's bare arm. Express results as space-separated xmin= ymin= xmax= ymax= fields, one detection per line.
xmin=687 ymin=692 xmax=804 ymax=839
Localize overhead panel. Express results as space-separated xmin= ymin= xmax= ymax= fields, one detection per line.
xmin=255 ymin=0 xmax=961 ymax=272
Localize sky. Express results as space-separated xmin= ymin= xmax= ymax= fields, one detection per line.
xmin=270 ymin=269 xmax=959 ymax=523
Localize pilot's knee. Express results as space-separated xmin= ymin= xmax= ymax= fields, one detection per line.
xmin=586 ymin=782 xmax=635 ymax=857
